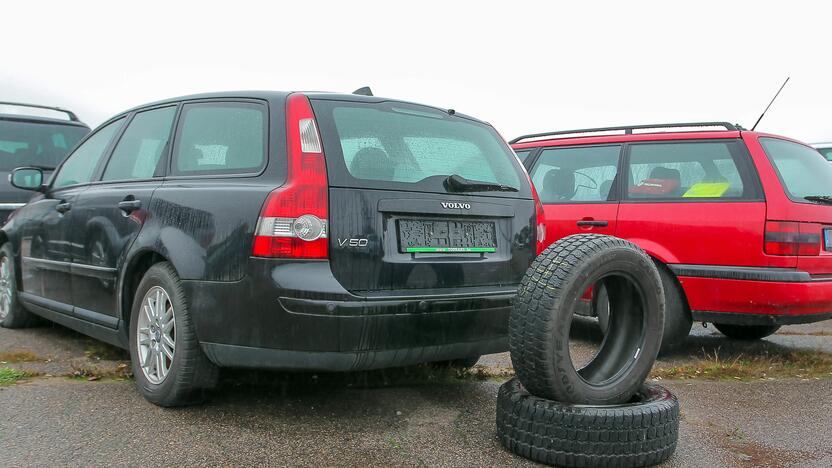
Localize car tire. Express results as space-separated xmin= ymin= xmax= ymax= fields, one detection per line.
xmin=509 ymin=234 xmax=665 ymax=404
xmin=0 ymin=243 xmax=38 ymax=329
xmin=656 ymin=264 xmax=692 ymax=355
xmin=496 ymin=378 xmax=679 ymax=468
xmin=713 ymin=323 xmax=781 ymax=340
xmin=129 ymin=262 xmax=218 ymax=407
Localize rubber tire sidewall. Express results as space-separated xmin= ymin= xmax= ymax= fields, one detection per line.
xmin=510 ymin=235 xmax=665 ymax=405
xmin=0 ymin=243 xmax=36 ymax=329
xmin=129 ymin=262 xmax=217 ymax=406
xmin=656 ymin=264 xmax=693 ymax=355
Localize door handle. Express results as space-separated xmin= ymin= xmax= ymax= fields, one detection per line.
xmin=577 ymin=220 xmax=608 ymax=227
xmin=55 ymin=202 xmax=71 ymax=214
xmin=118 ymin=199 xmax=142 ymax=214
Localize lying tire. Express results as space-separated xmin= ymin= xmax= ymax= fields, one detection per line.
xmin=714 ymin=323 xmax=780 ymax=340
xmin=496 ymin=378 xmax=679 ymax=467
xmin=509 ymin=234 xmax=665 ymax=404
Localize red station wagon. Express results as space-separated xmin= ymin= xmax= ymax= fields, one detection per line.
xmin=512 ymin=122 xmax=832 ymax=350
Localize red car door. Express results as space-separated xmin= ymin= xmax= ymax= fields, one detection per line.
xmin=528 ymin=144 xmax=623 ymax=245
xmin=616 ymin=139 xmax=767 ymax=268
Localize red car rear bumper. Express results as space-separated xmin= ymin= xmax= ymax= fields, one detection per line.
xmin=667 ymin=264 xmax=832 ymax=325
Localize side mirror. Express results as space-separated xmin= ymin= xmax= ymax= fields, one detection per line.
xmin=9 ymin=167 xmax=44 ymax=192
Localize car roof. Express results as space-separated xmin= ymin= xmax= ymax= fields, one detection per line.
xmin=811 ymin=142 xmax=832 ymax=148
xmin=0 ymin=113 xmax=90 ymax=129
xmin=510 ymin=127 xmax=809 ymax=150
xmin=118 ymin=90 xmax=486 ymax=126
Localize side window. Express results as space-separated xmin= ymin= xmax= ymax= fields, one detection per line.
xmin=514 ymin=149 xmax=532 ymax=164
xmin=627 ymin=141 xmax=747 ymax=200
xmin=53 ymin=118 xmax=125 ymax=188
xmin=529 ymin=146 xmax=621 ymax=203
xmin=102 ymin=106 xmax=176 ymax=181
xmin=172 ymin=102 xmax=266 ymax=175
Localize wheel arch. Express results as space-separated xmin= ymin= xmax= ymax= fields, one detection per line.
xmin=648 ymin=254 xmax=692 ymax=314
xmin=119 ymin=249 xmax=171 ymax=335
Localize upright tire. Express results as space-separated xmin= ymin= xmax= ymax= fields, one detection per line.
xmin=714 ymin=323 xmax=780 ymax=340
xmin=509 ymin=234 xmax=665 ymax=404
xmin=0 ymin=243 xmax=38 ymax=329
xmin=129 ymin=262 xmax=218 ymax=406
xmin=496 ymin=378 xmax=679 ymax=467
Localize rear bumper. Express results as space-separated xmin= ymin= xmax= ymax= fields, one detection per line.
xmin=670 ymin=264 xmax=832 ymax=324
xmin=184 ymin=259 xmax=513 ymax=371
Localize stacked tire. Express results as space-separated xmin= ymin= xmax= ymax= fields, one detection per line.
xmin=498 ymin=235 xmax=680 ymax=467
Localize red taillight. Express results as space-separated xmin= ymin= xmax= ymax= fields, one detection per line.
xmin=252 ymin=94 xmax=329 ymax=259
xmin=764 ymin=221 xmax=822 ymax=256
xmin=532 ymin=185 xmax=546 ymax=255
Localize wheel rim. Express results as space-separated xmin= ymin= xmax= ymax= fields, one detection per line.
xmin=0 ymin=256 xmax=12 ymax=321
xmin=136 ymin=286 xmax=176 ymax=384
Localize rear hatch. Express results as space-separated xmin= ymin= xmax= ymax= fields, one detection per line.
xmin=311 ymin=97 xmax=536 ymax=295
xmin=758 ymin=137 xmax=832 ymax=275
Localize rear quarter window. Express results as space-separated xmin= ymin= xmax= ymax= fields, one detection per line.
xmin=760 ymin=138 xmax=832 ymax=202
xmin=171 ymin=102 xmax=266 ymax=176
xmin=312 ymin=100 xmax=529 ymax=197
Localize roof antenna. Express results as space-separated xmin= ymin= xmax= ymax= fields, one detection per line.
xmin=352 ymin=86 xmax=373 ymax=96
xmin=751 ymin=77 xmax=790 ymax=131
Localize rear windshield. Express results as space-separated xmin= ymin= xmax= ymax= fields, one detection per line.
xmin=760 ymin=138 xmax=832 ymax=201
xmin=312 ymin=99 xmax=528 ymax=197
xmin=0 ymin=120 xmax=88 ymax=170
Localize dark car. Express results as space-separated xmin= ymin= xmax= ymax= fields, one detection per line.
xmin=0 ymin=102 xmax=90 ymax=223
xmin=0 ymin=90 xmax=544 ymax=406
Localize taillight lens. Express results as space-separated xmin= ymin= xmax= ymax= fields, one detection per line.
xmin=252 ymin=94 xmax=329 ymax=259
xmin=532 ymin=185 xmax=546 ymax=255
xmin=764 ymin=221 xmax=822 ymax=256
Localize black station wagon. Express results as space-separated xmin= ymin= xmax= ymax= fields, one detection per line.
xmin=0 ymin=91 xmax=543 ymax=406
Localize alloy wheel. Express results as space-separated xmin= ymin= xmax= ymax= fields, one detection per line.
xmin=136 ymin=286 xmax=176 ymax=384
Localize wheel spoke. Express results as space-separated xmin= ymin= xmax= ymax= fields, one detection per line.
xmin=162 ymin=334 xmax=175 ymax=350
xmin=142 ymin=347 xmax=153 ymax=369
xmin=143 ymin=303 xmax=153 ymax=324
xmin=162 ymin=317 xmax=174 ymax=333
xmin=154 ymin=289 xmax=163 ymax=319
xmin=156 ymin=351 xmax=165 ymax=378
xmin=161 ymin=342 xmax=174 ymax=360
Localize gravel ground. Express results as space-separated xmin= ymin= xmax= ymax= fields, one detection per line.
xmin=1 ymin=320 xmax=830 ymax=466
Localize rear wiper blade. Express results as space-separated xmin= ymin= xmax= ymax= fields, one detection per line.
xmin=444 ymin=174 xmax=518 ymax=193
xmin=804 ymin=195 xmax=832 ymax=205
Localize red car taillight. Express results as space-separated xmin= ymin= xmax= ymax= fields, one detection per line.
xmin=252 ymin=94 xmax=329 ymax=259
xmin=532 ymin=185 xmax=546 ymax=255
xmin=764 ymin=221 xmax=822 ymax=256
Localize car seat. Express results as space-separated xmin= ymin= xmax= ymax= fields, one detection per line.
xmin=350 ymin=147 xmax=395 ymax=180
xmin=542 ymin=168 xmax=576 ymax=201
xmin=630 ymin=166 xmax=681 ymax=197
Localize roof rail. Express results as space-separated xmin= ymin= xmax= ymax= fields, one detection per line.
xmin=509 ymin=122 xmax=742 ymax=144
xmin=0 ymin=101 xmax=80 ymax=122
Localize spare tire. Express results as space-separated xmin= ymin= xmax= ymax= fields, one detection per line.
xmin=509 ymin=234 xmax=665 ymax=404
xmin=496 ymin=378 xmax=679 ymax=467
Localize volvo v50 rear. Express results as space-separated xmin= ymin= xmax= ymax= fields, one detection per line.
xmin=0 ymin=91 xmax=543 ymax=405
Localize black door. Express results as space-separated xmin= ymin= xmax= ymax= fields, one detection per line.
xmin=17 ymin=118 xmax=125 ymax=311
xmin=69 ymin=106 xmax=176 ymax=324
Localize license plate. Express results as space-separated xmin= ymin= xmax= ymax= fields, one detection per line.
xmin=398 ymin=219 xmax=497 ymax=253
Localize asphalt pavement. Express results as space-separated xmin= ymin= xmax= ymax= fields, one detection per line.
xmin=1 ymin=320 xmax=831 ymax=467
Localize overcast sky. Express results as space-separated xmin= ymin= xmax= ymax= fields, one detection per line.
xmin=3 ymin=1 xmax=830 ymax=143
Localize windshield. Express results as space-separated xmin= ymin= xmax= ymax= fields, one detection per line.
xmin=312 ymin=100 xmax=528 ymax=197
xmin=0 ymin=119 xmax=89 ymax=170
xmin=760 ymin=138 xmax=832 ymax=201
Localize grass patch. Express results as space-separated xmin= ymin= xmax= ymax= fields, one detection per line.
xmin=84 ymin=342 xmax=129 ymax=361
xmin=652 ymin=348 xmax=832 ymax=381
xmin=68 ymin=362 xmax=132 ymax=381
xmin=0 ymin=350 xmax=42 ymax=363
xmin=0 ymin=367 xmax=32 ymax=386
